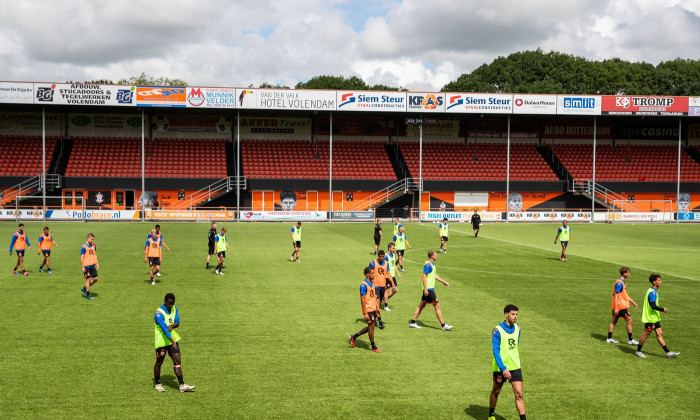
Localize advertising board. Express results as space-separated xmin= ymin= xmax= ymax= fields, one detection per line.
xmin=507 ymin=211 xmax=591 ymax=222
xmin=421 ymin=211 xmax=502 ymax=221
xmin=331 ymin=211 xmax=374 ymax=220
xmin=34 ymin=83 xmax=135 ymax=106
xmin=239 ymin=211 xmax=328 ymax=221
xmin=238 ymin=89 xmax=336 ymax=111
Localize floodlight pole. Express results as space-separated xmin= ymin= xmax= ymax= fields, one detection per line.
xmin=506 ymin=116 xmax=510 ymax=222
xmin=236 ymin=111 xmax=240 ymax=220
xmin=42 ymin=106 xmax=46 ymax=220
xmin=141 ymin=109 xmax=145 ymax=221
xmin=591 ymin=117 xmax=596 ymax=223
xmin=676 ymin=117 xmax=681 ymax=224
xmin=329 ymin=112 xmax=333 ymax=222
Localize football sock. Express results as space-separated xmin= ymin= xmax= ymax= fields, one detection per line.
xmin=370 ymin=342 xmax=377 ymax=349
xmin=154 ymin=376 xmax=161 ymax=384
xmin=628 ymin=333 xmax=634 ymax=340
xmin=607 ymin=332 xmax=613 ymax=339
xmin=86 ymin=291 xmax=90 ymax=296
xmin=637 ymin=344 xmax=643 ymax=352
xmin=662 ymin=345 xmax=670 ymax=352
xmin=176 ymin=375 xmax=184 ymax=385
xmin=352 ymin=334 xmax=358 ymax=340
xmin=151 ymin=276 xmax=154 ymax=282
xmin=489 ymin=408 xmax=495 ymax=416
xmin=520 ymin=415 xmax=526 ymax=420
xmin=441 ymin=323 xmax=445 ymax=328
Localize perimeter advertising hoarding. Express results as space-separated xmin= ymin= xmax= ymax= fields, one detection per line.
xmin=512 ymin=95 xmax=557 ymax=114
xmin=337 ymin=91 xmax=407 ymax=112
xmin=238 ymin=89 xmax=336 ymax=111
xmin=44 ymin=210 xmax=137 ymax=220
xmin=33 ymin=83 xmax=136 ymax=106
xmin=556 ymin=96 xmax=601 ymax=115
xmin=406 ymin=93 xmax=446 ymax=113
xmin=331 ymin=211 xmax=374 ymax=220
xmin=601 ymin=96 xmax=688 ymax=116
xmin=136 ymin=87 xmax=186 ymax=107
xmin=0 ymin=82 xmax=34 ymax=104
xmin=507 ymin=211 xmax=591 ymax=222
xmin=186 ymin=87 xmax=237 ymax=108
xmin=445 ymin=93 xmax=513 ymax=114
xmin=0 ymin=209 xmax=44 ymax=220
xmin=677 ymin=212 xmax=700 ymax=221
xmin=421 ymin=211 xmax=502 ymax=221
xmin=595 ymin=212 xmax=673 ymax=223
xmin=238 ymin=211 xmax=328 ymax=221
xmin=144 ymin=210 xmax=235 ymax=220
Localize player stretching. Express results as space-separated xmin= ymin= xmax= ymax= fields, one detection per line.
xmin=606 ymin=267 xmax=639 ymax=345
xmin=80 ymin=233 xmax=99 ymax=300
xmin=408 ymin=250 xmax=453 ymax=330
xmin=553 ymin=220 xmax=570 ymax=261
xmin=145 ymin=229 xmax=162 ymax=285
xmin=349 ymin=267 xmax=381 ymax=353
xmin=489 ymin=304 xmax=526 ymax=420
xmin=393 ymin=226 xmax=412 ymax=272
xmin=9 ymin=223 xmax=30 ymax=275
xmin=154 ymin=293 xmax=195 ymax=392
xmin=290 ymin=222 xmax=302 ymax=263
xmin=634 ymin=274 xmax=680 ymax=359
xmin=37 ymin=226 xmax=59 ymax=273
xmin=438 ymin=217 xmax=449 ymax=253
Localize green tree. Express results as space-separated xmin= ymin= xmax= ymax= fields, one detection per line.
xmin=257 ymin=82 xmax=290 ymax=89
xmin=295 ymin=75 xmax=369 ymax=90
xmin=116 ymin=72 xmax=188 ymax=86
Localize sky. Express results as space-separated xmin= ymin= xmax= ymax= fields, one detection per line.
xmin=0 ymin=0 xmax=698 ymax=91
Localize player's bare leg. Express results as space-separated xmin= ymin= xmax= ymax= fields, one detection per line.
xmin=489 ymin=382 xmax=502 ymax=414
xmin=512 ymin=381 xmax=525 ymax=416
xmin=433 ymin=302 xmax=446 ymax=324
xmin=412 ymin=300 xmax=427 ymax=321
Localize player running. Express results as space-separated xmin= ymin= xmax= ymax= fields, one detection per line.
xmin=37 ymin=226 xmax=59 ymax=273
xmin=153 ymin=293 xmax=195 ymax=393
xmin=349 ymin=267 xmax=381 ymax=353
xmin=489 ymin=304 xmax=526 ymax=420
xmin=553 ymin=220 xmax=571 ymax=261
xmin=145 ymin=229 xmax=162 ymax=285
xmin=393 ymin=226 xmax=412 ymax=272
xmin=408 ymin=250 xmax=453 ymax=330
xmin=634 ymin=274 xmax=680 ymax=359
xmin=438 ymin=217 xmax=449 ymax=253
xmin=606 ymin=267 xmax=639 ymax=345
xmin=290 ymin=221 xmax=302 ymax=263
xmin=80 ymin=233 xmax=99 ymax=300
xmin=9 ymin=223 xmax=30 ymax=275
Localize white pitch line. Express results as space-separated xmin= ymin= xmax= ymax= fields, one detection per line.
xmin=415 ymin=223 xmax=700 ymax=282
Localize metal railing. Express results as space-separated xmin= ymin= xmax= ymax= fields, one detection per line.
xmin=1 ymin=175 xmax=61 ymax=204
xmin=172 ymin=176 xmax=246 ymax=210
xmin=568 ymin=179 xmax=637 ymax=212
xmin=349 ymin=178 xmax=422 ymax=211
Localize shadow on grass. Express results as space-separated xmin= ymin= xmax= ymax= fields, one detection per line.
xmin=464 ymin=404 xmax=505 ymax=420
xmin=590 ymin=332 xmax=608 ymax=342
xmin=159 ymin=375 xmax=184 ymax=392
xmin=591 ymin=332 xmax=638 ymax=355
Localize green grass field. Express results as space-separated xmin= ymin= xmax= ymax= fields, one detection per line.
xmin=1 ymin=220 xmax=698 ymax=419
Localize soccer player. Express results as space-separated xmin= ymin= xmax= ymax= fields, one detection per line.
xmin=386 ymin=241 xmax=401 ymax=290
xmin=154 ymin=293 xmax=195 ymax=393
xmin=393 ymin=226 xmax=412 ymax=272
xmin=393 ymin=217 xmax=403 ymax=237
xmin=37 ymin=226 xmax=59 ymax=273
xmin=214 ymin=227 xmax=231 ymax=275
xmin=553 ymin=220 xmax=570 ymax=261
xmin=349 ymin=267 xmax=381 ymax=353
xmin=369 ymin=250 xmax=396 ymax=323
xmin=408 ymin=250 xmax=453 ymax=330
xmin=290 ymin=221 xmax=302 ymax=263
xmin=205 ymin=222 xmax=217 ymax=269
xmin=634 ymin=274 xmax=680 ymax=359
xmin=145 ymin=229 xmax=162 ymax=285
xmin=9 ymin=223 xmax=30 ymax=275
xmin=471 ymin=210 xmax=481 ymax=237
xmin=80 ymin=233 xmax=99 ymax=300
xmin=607 ymin=267 xmax=639 ymax=345
xmin=438 ymin=217 xmax=449 ymax=253
xmin=489 ymin=304 xmax=526 ymax=420
xmin=373 ymin=218 xmax=382 ymax=255
xmin=149 ymin=225 xmax=170 ymax=277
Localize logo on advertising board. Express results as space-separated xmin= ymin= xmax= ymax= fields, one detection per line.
xmin=36 ymin=85 xmax=55 ymax=102
xmin=0 ymin=82 xmax=34 ymax=104
xmin=513 ymin=95 xmax=556 ymax=114
xmin=239 ymin=90 xmax=253 ymax=106
xmin=557 ymin=96 xmax=601 ymax=115
xmin=445 ymin=94 xmax=513 ymax=114
xmin=407 ymin=94 xmax=445 ymax=112
xmin=116 ymin=88 xmax=135 ymax=104
xmin=187 ymin=88 xmax=206 ymax=106
xmin=602 ymin=96 xmax=687 ymax=116
xmin=136 ymin=87 xmax=186 ymax=107
xmin=186 ymin=87 xmax=237 ymax=108
xmin=237 ymin=89 xmax=335 ymax=110
xmin=336 ymin=91 xmax=406 ymax=112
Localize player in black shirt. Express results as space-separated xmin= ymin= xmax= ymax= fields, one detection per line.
xmin=205 ymin=222 xmax=217 ymax=269
xmin=373 ymin=219 xmax=383 ymax=255
xmin=470 ymin=210 xmax=481 ymax=238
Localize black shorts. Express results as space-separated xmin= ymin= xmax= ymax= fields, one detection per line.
xmin=15 ymin=250 xmax=25 ymax=257
xmin=493 ymin=368 xmax=523 ymax=385
xmin=42 ymin=250 xmax=51 ymax=256
xmin=217 ymin=251 xmax=226 ymax=258
xmin=613 ymin=309 xmax=631 ymax=319
xmin=421 ymin=289 xmax=438 ymax=304
xmin=472 ymin=224 xmax=480 ymax=230
xmin=441 ymin=236 xmax=449 ymax=242
xmin=208 ymin=243 xmax=215 ymax=255
xmin=375 ymin=287 xmax=386 ymax=301
xmin=83 ymin=266 xmax=98 ymax=279
xmin=155 ymin=344 xmax=181 ymax=359
xmin=294 ymin=241 xmax=301 ymax=248
xmin=374 ymin=235 xmax=381 ymax=246
xmin=561 ymin=241 xmax=569 ymax=248
xmin=149 ymin=257 xmax=161 ymax=266
xmin=644 ymin=321 xmax=661 ymax=331
xmin=365 ymin=311 xmax=378 ymax=324
xmin=396 ymin=249 xmax=404 ymax=257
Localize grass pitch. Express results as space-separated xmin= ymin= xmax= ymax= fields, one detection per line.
xmin=1 ymin=221 xmax=698 ymax=419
